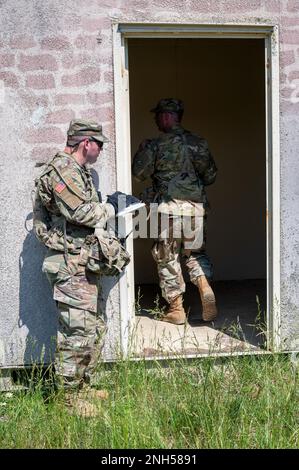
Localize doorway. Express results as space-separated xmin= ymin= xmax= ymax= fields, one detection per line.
xmin=113 ymin=25 xmax=280 ymax=358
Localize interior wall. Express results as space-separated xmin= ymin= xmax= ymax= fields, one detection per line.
xmin=129 ymin=38 xmax=266 ymax=283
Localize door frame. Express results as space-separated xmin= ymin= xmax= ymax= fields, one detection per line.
xmin=112 ymin=23 xmax=280 ymax=356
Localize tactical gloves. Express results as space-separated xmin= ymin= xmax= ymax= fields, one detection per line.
xmin=107 ymin=191 xmax=140 ymax=215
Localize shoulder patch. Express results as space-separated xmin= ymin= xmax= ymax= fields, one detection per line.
xmin=54 ymin=183 xmax=83 ymax=210
xmin=51 ymin=153 xmax=74 ymax=171
xmin=55 ymin=187 xmax=83 ymax=211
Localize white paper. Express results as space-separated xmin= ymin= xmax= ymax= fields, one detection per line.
xmin=116 ymin=202 xmax=145 ymax=217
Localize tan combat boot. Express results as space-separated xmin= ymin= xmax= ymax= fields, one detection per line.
xmin=79 ymin=386 xmax=109 ymax=401
xmin=161 ymin=295 xmax=186 ymax=325
xmin=197 ymin=275 xmax=218 ymax=321
xmin=65 ymin=387 xmax=108 ymax=418
xmin=66 ymin=396 xmax=100 ymax=418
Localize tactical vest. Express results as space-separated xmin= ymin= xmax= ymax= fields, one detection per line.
xmin=32 ymin=155 xmax=94 ymax=254
xmin=32 ymin=153 xmax=130 ymax=276
xmin=153 ymin=131 xmax=205 ymax=203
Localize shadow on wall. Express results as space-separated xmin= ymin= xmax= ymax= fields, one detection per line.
xmin=19 ymin=214 xmax=57 ymax=366
xmin=18 ymin=169 xmax=114 ymax=366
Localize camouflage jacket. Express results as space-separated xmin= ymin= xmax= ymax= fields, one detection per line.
xmin=33 ymin=151 xmax=114 ymax=253
xmin=132 ymin=125 xmax=217 ymax=204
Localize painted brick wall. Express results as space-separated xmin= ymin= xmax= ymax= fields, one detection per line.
xmin=0 ymin=1 xmax=119 ymax=365
xmin=0 ymin=0 xmax=298 ymax=366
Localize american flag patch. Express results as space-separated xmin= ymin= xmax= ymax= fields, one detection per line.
xmin=55 ymin=181 xmax=66 ymax=193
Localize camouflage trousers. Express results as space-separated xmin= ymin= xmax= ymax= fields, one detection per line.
xmin=151 ymin=210 xmax=213 ymax=303
xmin=42 ymin=250 xmax=107 ymax=390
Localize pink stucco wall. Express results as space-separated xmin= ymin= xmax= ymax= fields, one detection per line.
xmin=0 ymin=0 xmax=297 ymax=161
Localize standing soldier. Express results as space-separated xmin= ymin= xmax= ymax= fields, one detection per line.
xmin=132 ymin=99 xmax=218 ymax=325
xmin=33 ymin=119 xmax=129 ymax=407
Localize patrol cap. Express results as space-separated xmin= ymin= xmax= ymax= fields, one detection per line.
xmin=150 ymin=98 xmax=184 ymax=115
xmin=67 ymin=119 xmax=109 ymax=146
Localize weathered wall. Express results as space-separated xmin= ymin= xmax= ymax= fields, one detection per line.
xmin=276 ymin=1 xmax=299 ymax=351
xmin=0 ymin=0 xmax=119 ymax=365
xmin=0 ymin=0 xmax=298 ymax=365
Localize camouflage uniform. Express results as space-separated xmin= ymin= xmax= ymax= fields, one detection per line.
xmin=132 ymin=99 xmax=217 ymax=303
xmin=33 ymin=120 xmax=114 ymax=390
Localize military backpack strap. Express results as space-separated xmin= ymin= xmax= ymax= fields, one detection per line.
xmin=32 ymin=178 xmax=51 ymax=245
xmin=63 ymin=218 xmax=69 ymax=264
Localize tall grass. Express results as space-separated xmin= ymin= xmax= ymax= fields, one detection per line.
xmin=0 ymin=354 xmax=298 ymax=448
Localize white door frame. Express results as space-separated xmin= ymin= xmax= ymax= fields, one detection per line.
xmin=112 ymin=23 xmax=280 ymax=357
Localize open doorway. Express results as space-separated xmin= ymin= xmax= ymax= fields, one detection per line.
xmin=127 ymin=37 xmax=267 ymax=357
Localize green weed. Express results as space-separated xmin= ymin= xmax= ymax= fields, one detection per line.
xmin=0 ymin=354 xmax=298 ymax=449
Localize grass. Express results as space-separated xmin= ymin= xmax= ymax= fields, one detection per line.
xmin=0 ymin=353 xmax=298 ymax=449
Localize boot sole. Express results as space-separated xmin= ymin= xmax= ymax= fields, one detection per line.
xmin=201 ymin=292 xmax=218 ymax=322
xmin=202 ymin=300 xmax=217 ymax=321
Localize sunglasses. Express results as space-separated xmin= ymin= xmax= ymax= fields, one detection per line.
xmin=89 ymin=138 xmax=103 ymax=149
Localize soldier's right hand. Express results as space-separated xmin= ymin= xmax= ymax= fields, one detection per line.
xmin=107 ymin=191 xmax=141 ymax=215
